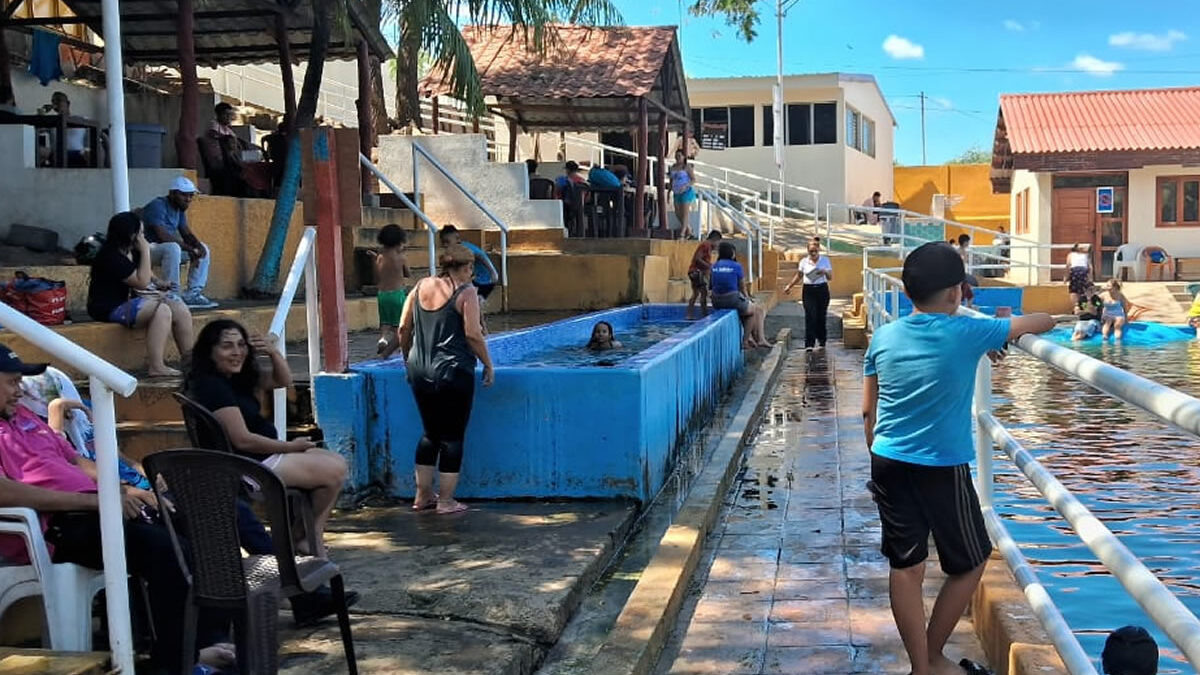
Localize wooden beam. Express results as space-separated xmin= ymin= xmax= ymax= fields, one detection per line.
xmin=635 ymin=97 xmax=648 ymax=231
xmin=1 ymin=15 xmax=89 ymax=25
xmin=2 ymin=0 xmax=27 ymax=20
xmin=431 ymin=96 xmax=440 ymax=134
xmin=644 ymin=95 xmax=689 ymax=126
xmin=276 ymin=14 xmax=296 ymax=121
xmin=175 ymin=0 xmax=199 ymax=170
xmin=507 ymin=118 xmax=518 ymax=162
xmin=656 ymin=113 xmax=667 ymax=230
xmin=356 ymin=39 xmax=372 ymax=198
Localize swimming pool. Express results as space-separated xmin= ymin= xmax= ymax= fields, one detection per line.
xmin=991 ymin=338 xmax=1200 ymax=673
xmin=313 ymin=305 xmax=744 ymax=501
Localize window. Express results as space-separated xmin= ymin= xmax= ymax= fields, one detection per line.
xmin=813 ymin=103 xmax=837 ymax=144
xmin=1015 ymin=188 xmax=1030 ymax=235
xmin=691 ymin=106 xmax=754 ymax=149
xmin=762 ymin=105 xmax=774 ymax=147
xmin=1157 ymin=176 xmax=1200 ymax=227
xmin=846 ymin=107 xmax=860 ymax=150
xmin=862 ymin=118 xmax=876 ymax=158
xmin=786 ymin=103 xmax=811 ymax=145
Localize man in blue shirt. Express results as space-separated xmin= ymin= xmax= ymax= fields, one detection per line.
xmin=140 ymin=176 xmax=217 ymax=309
xmin=862 ymin=242 xmax=1053 ymax=675
xmin=439 ymin=225 xmax=500 ymax=300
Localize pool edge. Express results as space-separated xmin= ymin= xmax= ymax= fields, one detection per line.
xmin=972 ymin=551 xmax=1069 ymax=675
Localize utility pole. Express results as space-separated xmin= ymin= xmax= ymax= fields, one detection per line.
xmin=919 ymin=91 xmax=927 ymax=165
xmin=775 ymin=0 xmax=785 ymax=218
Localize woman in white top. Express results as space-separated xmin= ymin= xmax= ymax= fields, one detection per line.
xmin=783 ymin=237 xmax=834 ymax=350
xmin=1066 ymin=243 xmax=1091 ymax=304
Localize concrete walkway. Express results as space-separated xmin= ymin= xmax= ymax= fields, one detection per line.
xmin=652 ymin=345 xmax=988 ymax=675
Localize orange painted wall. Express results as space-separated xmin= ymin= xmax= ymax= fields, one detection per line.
xmin=894 ymin=164 xmax=1010 ymax=243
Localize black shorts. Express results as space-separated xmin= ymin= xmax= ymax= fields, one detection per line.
xmin=867 ymin=453 xmax=991 ymax=575
xmin=688 ymin=269 xmax=707 ymax=291
xmin=474 ymin=282 xmax=495 ymax=299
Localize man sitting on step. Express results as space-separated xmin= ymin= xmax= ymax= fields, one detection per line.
xmin=141 ymin=177 xmax=218 ymax=310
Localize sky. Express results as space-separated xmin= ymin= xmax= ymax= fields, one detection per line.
xmin=610 ymin=0 xmax=1200 ymax=165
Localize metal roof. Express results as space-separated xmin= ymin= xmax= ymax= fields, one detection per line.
xmin=54 ymin=0 xmax=393 ymax=66
xmin=998 ymin=87 xmax=1200 ymax=154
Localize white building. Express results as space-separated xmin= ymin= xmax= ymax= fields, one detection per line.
xmin=685 ymin=73 xmax=896 ymax=213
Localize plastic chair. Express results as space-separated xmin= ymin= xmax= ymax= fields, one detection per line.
xmin=143 ymin=449 xmax=357 ymax=675
xmin=1143 ymin=246 xmax=1174 ymax=281
xmin=173 ymin=393 xmax=323 ymax=558
xmin=0 ymin=507 xmax=105 ymax=650
xmin=1112 ymin=244 xmax=1146 ymax=282
xmin=528 ymin=177 xmax=555 ymax=200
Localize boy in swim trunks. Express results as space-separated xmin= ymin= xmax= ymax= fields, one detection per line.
xmin=370 ymin=224 xmax=411 ymax=357
xmin=687 ymin=231 xmax=721 ymax=319
xmin=863 ymin=242 xmax=1054 ymax=675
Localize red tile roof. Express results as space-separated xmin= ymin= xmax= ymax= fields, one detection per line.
xmin=423 ymin=25 xmax=678 ymax=99
xmin=999 ymin=87 xmax=1200 ymax=154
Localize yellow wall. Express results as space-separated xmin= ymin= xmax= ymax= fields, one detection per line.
xmin=505 ymin=253 xmax=648 ymax=311
xmin=894 ymin=164 xmax=1009 ymax=243
xmin=186 ymin=195 xmax=306 ymax=300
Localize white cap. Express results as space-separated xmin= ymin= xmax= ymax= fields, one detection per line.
xmin=170 ymin=176 xmax=198 ymax=194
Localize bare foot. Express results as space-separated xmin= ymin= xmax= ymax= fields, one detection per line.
xmin=147 ymin=366 xmax=181 ymax=378
xmin=930 ymin=654 xmax=962 ymax=675
xmin=436 ymin=499 xmax=468 ymax=515
xmin=198 ymin=643 xmax=236 ymax=669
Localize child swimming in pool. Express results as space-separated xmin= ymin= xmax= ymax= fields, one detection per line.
xmin=586 ymin=321 xmax=623 ymax=351
xmin=1100 ymin=278 xmax=1131 ymax=342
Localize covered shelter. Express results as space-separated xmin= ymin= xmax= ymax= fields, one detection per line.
xmin=421 ymin=25 xmax=692 ymax=231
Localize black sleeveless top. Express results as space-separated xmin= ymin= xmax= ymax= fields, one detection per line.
xmin=407 ymin=279 xmax=476 ymax=384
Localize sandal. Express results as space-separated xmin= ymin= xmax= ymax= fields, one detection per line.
xmin=436 ymin=502 xmax=469 ymax=515
xmin=411 ymin=495 xmax=439 ymax=511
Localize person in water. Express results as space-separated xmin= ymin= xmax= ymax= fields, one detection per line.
xmin=1072 ymin=282 xmax=1104 ymax=341
xmin=1100 ymin=278 xmax=1131 ymax=342
xmin=1101 ymin=625 xmax=1158 ymax=675
xmin=586 ymin=321 xmax=623 ymax=351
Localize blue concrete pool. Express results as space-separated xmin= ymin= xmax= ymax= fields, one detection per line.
xmin=314 ymin=305 xmax=744 ymax=501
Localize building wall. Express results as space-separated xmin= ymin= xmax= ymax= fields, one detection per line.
xmin=1127 ymin=165 xmax=1200 ymax=258
xmin=893 ymin=164 xmax=1009 ymax=240
xmin=842 ymin=78 xmax=895 ymax=209
xmin=1009 ymin=169 xmax=1053 ymax=285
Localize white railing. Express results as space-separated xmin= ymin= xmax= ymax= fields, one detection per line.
xmin=410 ymin=140 xmax=510 ymax=311
xmin=854 ymin=227 xmax=1074 ymax=287
xmin=359 ymin=153 xmax=439 ymax=275
xmin=861 ymin=270 xmax=1200 ymax=674
xmin=208 ymin=63 xmax=358 ymax=126
xmin=0 ymin=304 xmax=139 ymax=673
xmin=695 ymin=187 xmax=762 ymax=283
xmin=266 ymin=227 xmax=320 ymax=439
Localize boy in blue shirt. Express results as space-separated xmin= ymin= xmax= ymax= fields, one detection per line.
xmin=862 ymin=242 xmax=1053 ymax=675
xmin=439 ymin=225 xmax=499 ymax=301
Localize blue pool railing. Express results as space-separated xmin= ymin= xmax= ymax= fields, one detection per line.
xmin=862 ymin=266 xmax=1200 ymax=675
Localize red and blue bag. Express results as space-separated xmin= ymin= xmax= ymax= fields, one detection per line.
xmin=3 ymin=272 xmax=67 ymax=325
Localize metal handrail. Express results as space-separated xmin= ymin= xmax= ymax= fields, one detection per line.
xmin=359 ymin=153 xmax=439 ymax=276
xmin=0 ymin=303 xmax=137 ymax=672
xmin=861 ymin=270 xmax=1200 ymax=673
xmin=411 ymin=141 xmax=510 ymax=312
xmin=265 ymin=226 xmax=320 ymax=439
xmin=695 ymin=187 xmax=757 ymax=283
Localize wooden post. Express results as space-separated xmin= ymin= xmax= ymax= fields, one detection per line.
xmin=356 ymin=40 xmax=372 ymax=199
xmin=0 ymin=24 xmax=14 ymax=106
xmin=174 ymin=0 xmax=199 ymax=169
xmin=635 ymin=98 xmax=648 ymax=231
xmin=507 ymin=118 xmax=518 ymax=162
xmin=275 ymin=14 xmax=296 ymax=121
xmin=303 ymin=127 xmax=349 ymax=371
xmin=431 ymin=97 xmax=440 ymax=134
xmin=656 ymin=113 xmax=668 ymax=230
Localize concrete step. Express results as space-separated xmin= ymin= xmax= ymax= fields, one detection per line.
xmin=118 ymin=419 xmax=321 ymax=463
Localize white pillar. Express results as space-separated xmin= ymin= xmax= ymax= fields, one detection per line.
xmin=90 ymin=378 xmax=134 ymax=673
xmin=101 ymin=0 xmax=129 ymax=211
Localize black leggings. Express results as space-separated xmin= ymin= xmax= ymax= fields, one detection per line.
xmin=411 ymin=371 xmax=475 ymax=473
xmin=802 ymin=283 xmax=831 ymax=348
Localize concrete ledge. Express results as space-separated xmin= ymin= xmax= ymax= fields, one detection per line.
xmin=972 ymin=552 xmax=1068 ymax=675
xmin=587 ymin=326 xmax=793 ymax=675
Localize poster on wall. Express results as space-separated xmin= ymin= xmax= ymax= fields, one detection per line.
xmin=1096 ymin=186 xmax=1114 ymax=214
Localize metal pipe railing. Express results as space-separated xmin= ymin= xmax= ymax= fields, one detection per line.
xmin=700 ymin=186 xmax=764 ymax=283
xmin=359 ymin=153 xmax=438 ymax=276
xmin=411 ymin=141 xmax=510 ymax=312
xmin=0 ymin=303 xmax=137 ymax=673
xmin=695 ymin=187 xmax=757 ymax=283
xmin=266 ymin=226 xmax=317 ymax=438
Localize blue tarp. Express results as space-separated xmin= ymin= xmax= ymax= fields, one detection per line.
xmin=1044 ymin=322 xmax=1196 ymax=346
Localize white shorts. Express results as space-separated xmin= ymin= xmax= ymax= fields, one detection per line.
xmin=262 ymin=453 xmax=285 ymax=470
xmin=1073 ymin=319 xmax=1099 ymax=338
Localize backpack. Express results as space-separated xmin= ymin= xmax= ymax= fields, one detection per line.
xmin=73 ymin=232 xmax=106 ymax=265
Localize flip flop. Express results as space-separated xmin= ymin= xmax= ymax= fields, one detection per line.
xmin=411 ymin=495 xmax=439 ymax=512
xmin=959 ymin=658 xmax=993 ymax=675
xmin=436 ymin=502 xmax=469 ymax=515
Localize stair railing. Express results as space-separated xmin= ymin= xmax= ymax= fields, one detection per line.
xmin=410 ymin=140 xmax=510 ymax=312
xmin=265 ymin=226 xmax=320 ymax=438
xmin=0 ymin=303 xmax=139 ymax=673
xmin=695 ymin=186 xmax=760 ymax=283
xmin=359 ymin=153 xmax=440 ymax=279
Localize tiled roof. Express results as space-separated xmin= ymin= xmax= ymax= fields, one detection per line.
xmin=1000 ymin=87 xmax=1200 ymax=154
xmin=424 ymin=25 xmax=677 ymax=99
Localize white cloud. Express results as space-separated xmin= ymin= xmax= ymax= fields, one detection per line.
xmin=882 ymin=35 xmax=925 ymax=60
xmin=932 ymin=97 xmax=954 ymax=110
xmin=1003 ymin=20 xmax=1024 ymax=32
xmin=1109 ymin=29 xmax=1187 ymax=51
xmin=1070 ymin=54 xmax=1124 ymax=76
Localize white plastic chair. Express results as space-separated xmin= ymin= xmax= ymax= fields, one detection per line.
xmin=0 ymin=507 xmax=105 ymax=650
xmin=1113 ymin=244 xmax=1145 ymax=282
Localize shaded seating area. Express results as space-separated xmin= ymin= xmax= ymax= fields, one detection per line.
xmin=421 ymin=25 xmax=691 ymax=237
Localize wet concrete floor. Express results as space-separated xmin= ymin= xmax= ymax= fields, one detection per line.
xmin=651 ymin=345 xmax=987 ymax=675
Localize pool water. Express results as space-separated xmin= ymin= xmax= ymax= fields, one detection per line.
xmin=508 ymin=321 xmax=691 ymax=368
xmin=991 ymin=338 xmax=1200 ymax=673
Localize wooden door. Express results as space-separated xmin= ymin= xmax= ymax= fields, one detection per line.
xmin=1050 ymin=189 xmax=1096 ymax=281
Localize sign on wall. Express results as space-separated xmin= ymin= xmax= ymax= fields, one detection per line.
xmin=700 ymin=122 xmax=727 ymax=151
xmin=1096 ymin=186 xmax=1114 ymax=214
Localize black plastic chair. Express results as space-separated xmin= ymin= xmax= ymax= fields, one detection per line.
xmin=529 ymin=176 xmax=555 ymax=200
xmin=143 ymin=449 xmax=357 ymax=675
xmin=173 ymin=393 xmax=323 ymax=557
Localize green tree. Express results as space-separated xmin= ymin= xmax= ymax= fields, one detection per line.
xmin=687 ymin=0 xmax=761 ymax=41
xmin=948 ymin=146 xmax=992 ymax=165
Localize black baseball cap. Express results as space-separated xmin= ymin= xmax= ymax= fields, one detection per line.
xmin=902 ymin=242 xmax=966 ymax=304
xmin=0 ymin=346 xmax=48 ymax=376
xmin=1102 ymin=625 xmax=1158 ymax=675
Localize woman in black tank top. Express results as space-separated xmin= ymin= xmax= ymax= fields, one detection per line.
xmin=398 ymin=244 xmax=495 ymax=515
